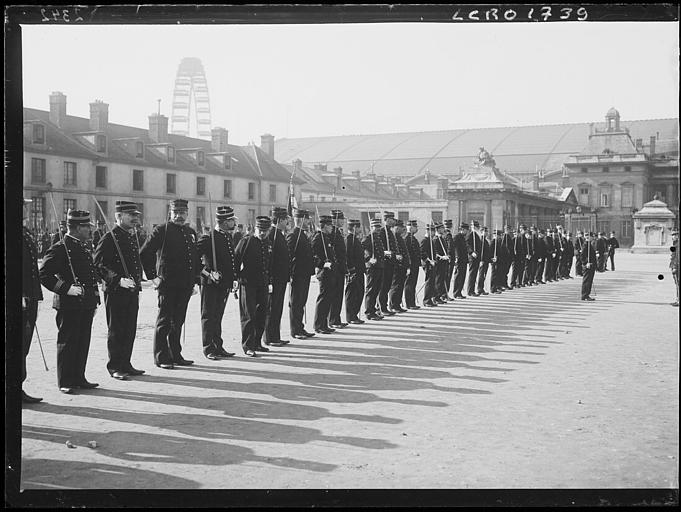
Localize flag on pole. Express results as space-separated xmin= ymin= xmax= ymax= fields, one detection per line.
xmin=287 ymin=169 xmax=298 ymax=217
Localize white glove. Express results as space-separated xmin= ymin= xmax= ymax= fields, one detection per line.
xmin=471 ymin=252 xmax=478 ymax=259
xmin=22 ymin=296 xmax=29 ymax=309
xmin=191 ymin=284 xmax=199 ymax=296
xmin=538 ymin=258 xmax=542 ymax=263
xmin=586 ymin=263 xmax=592 ymax=269
xmin=443 ymin=255 xmax=450 ymax=261
xmin=396 ymin=254 xmax=403 ymax=261
xmin=232 ymin=280 xmax=239 ymax=292
xmin=323 ymin=261 xmax=332 ymax=269
xmin=428 ymin=259 xmax=435 ymax=266
xmin=526 ymin=255 xmax=531 ymax=260
xmin=492 ymin=257 xmax=497 ymax=263
xmin=268 ymin=284 xmax=273 ymax=294
xmin=369 ymin=257 xmax=377 ymax=265
xmin=67 ymin=285 xmax=83 ymax=296
xmin=152 ymin=277 xmax=161 ymax=288
xmin=406 ymin=268 xmax=410 ymax=275
xmin=210 ymin=271 xmax=222 ymax=283
xmin=119 ymin=277 xmax=135 ymax=289
xmin=384 ymin=250 xmax=392 ymax=257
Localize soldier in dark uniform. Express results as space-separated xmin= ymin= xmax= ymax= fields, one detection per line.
xmin=544 ymin=228 xmax=557 ymax=282
xmin=196 ymin=205 xmax=238 ymax=360
xmin=574 ymin=231 xmax=585 ymax=277
xmin=526 ymin=226 xmax=538 ymax=286
xmin=500 ymin=225 xmax=514 ymax=290
xmin=140 ymin=199 xmax=200 ymax=369
xmin=377 ymin=211 xmax=399 ymax=316
xmin=580 ymin=231 xmax=598 ymax=301
xmin=563 ymin=232 xmax=575 ymax=278
xmin=466 ymin=221 xmax=482 ymax=296
xmin=595 ymin=232 xmax=608 ymax=272
xmin=489 ymin=229 xmax=506 ymax=294
xmin=93 ymin=201 xmax=146 ymax=380
xmin=233 ymin=224 xmax=244 ymax=246
xmin=420 ymin=223 xmax=439 ymax=307
xmin=607 ymin=231 xmax=620 ymax=271
xmin=403 ymin=220 xmax=421 ymax=309
xmin=329 ymin=209 xmax=348 ymax=329
xmin=264 ymin=207 xmax=291 ymax=346
xmin=362 ymin=218 xmax=385 ymax=319
xmin=452 ymin=222 xmax=469 ymax=298
xmin=510 ymin=225 xmax=526 ymax=288
xmin=389 ymin=219 xmax=410 ymax=312
xmin=92 ymin=220 xmax=107 ymax=249
xmin=50 ymin=220 xmax=67 ymax=247
xmin=287 ymin=209 xmax=316 ymax=340
xmin=22 ymin=199 xmax=44 ymax=403
xmin=670 ymin=228 xmax=679 ymax=307
xmin=434 ymin=222 xmax=450 ymax=303
xmin=555 ymin=227 xmax=568 ymax=279
xmin=312 ymin=215 xmax=337 ymax=333
xmin=534 ymin=229 xmax=548 ymax=284
xmin=344 ymin=219 xmax=366 ymax=324
xmin=475 ymin=227 xmax=492 ymax=295
xmin=39 ymin=209 xmax=100 ymax=394
xmin=522 ymin=228 xmax=534 ymax=286
xmin=443 ymin=220 xmax=455 ymax=300
xmin=234 ymin=216 xmax=273 ymax=356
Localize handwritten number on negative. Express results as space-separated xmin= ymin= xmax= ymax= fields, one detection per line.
xmin=40 ymin=7 xmax=84 ymax=22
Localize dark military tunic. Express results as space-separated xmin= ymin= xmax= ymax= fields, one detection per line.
xmin=533 ymin=236 xmax=548 ymax=283
xmin=404 ymin=231 xmax=422 ymax=308
xmin=420 ymin=234 xmax=443 ymax=305
xmin=22 ymin=226 xmax=44 ymax=384
xmin=140 ymin=222 xmax=200 ymax=365
xmin=40 ymin=234 xmax=100 ymax=388
xmin=574 ymin=236 xmax=585 ymax=276
xmin=476 ymin=236 xmax=493 ymax=294
xmin=311 ymin=230 xmax=338 ymax=331
xmin=489 ymin=237 xmax=509 ymax=292
xmin=451 ymin=232 xmax=468 ymax=297
xmin=521 ymin=234 xmax=534 ymax=285
xmin=580 ymin=240 xmax=598 ymax=299
xmin=344 ymin=232 xmax=365 ymax=322
xmin=94 ymin=225 xmax=144 ymax=375
xmin=607 ymin=237 xmax=620 ymax=271
xmin=510 ymin=233 xmax=527 ymax=287
xmin=444 ymin=231 xmax=455 ymax=294
xmin=234 ymin=234 xmax=272 ymax=351
xmin=377 ymin=226 xmax=399 ymax=313
xmin=389 ymin=232 xmax=411 ymax=310
xmin=265 ymin=227 xmax=290 ymax=343
xmin=197 ymin=228 xmax=237 ymax=356
xmin=328 ymin=226 xmax=347 ymax=326
xmin=466 ymin=230 xmax=482 ymax=296
xmin=500 ymin=232 xmax=514 ymax=288
xmin=362 ymin=231 xmax=384 ymax=317
xmin=287 ymin=226 xmax=314 ymax=336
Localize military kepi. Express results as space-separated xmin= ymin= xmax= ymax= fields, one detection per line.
xmin=67 ymin=209 xmax=94 ymax=226
xmin=255 ymin=216 xmax=272 ymax=230
xmin=170 ymin=198 xmax=189 ymax=210
xmin=115 ymin=200 xmax=141 ymax=214
xmin=216 ymin=206 xmax=235 ymax=220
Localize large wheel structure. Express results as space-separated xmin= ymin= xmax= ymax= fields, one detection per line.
xmin=170 ymin=57 xmax=212 ymax=139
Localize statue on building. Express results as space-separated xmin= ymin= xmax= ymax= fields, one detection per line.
xmin=477 ymin=146 xmax=496 ymax=168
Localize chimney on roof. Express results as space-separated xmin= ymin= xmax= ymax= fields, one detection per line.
xmin=333 ymin=167 xmax=343 ymax=190
xmin=293 ymin=159 xmax=302 ymax=173
xmin=149 ymin=113 xmax=169 ymax=143
xmin=649 ymin=136 xmax=656 ymax=157
xmin=211 ymin=127 xmax=229 ymax=152
xmin=635 ymin=138 xmax=643 ymax=151
xmin=89 ymin=100 xmax=109 ymax=132
xmin=260 ymin=133 xmax=275 ymax=159
xmin=49 ymin=91 xmax=66 ymax=128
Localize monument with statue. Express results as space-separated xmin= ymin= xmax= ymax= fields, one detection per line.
xmin=630 ymin=195 xmax=677 ymax=253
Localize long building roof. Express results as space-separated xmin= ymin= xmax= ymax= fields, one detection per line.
xmin=274 ymin=117 xmax=679 ymax=178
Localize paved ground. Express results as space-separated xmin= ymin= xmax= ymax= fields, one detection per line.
xmin=19 ymin=253 xmax=679 ymax=489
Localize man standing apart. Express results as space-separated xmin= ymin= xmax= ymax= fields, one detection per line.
xmin=93 ymin=200 xmax=145 ymax=380
xmin=580 ymin=232 xmax=598 ymax=301
xmin=196 ymin=205 xmax=238 ymax=360
xmin=312 ymin=215 xmax=338 ymax=334
xmin=607 ymin=231 xmax=620 ymax=271
xmin=265 ymin=207 xmax=291 ymax=346
xmin=40 ymin=209 xmax=100 ymax=394
xmin=403 ymin=220 xmax=421 ymax=309
xmin=22 ymin=198 xmax=43 ymax=403
xmin=344 ymin=219 xmax=366 ymax=324
xmin=234 ymin=216 xmax=273 ymax=356
xmin=140 ymin=199 xmax=200 ymax=369
xmin=329 ymin=209 xmax=348 ymax=329
xmin=287 ymin=209 xmax=316 ymax=340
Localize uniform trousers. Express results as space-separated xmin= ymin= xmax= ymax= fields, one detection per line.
xmin=673 ymin=273 xmax=679 ymax=303
xmin=544 ymin=256 xmax=556 ymax=281
xmin=490 ymin=263 xmax=502 ymax=291
xmin=104 ymin=291 xmax=140 ymax=373
xmin=575 ymin=257 xmax=584 ymax=276
xmin=55 ymin=308 xmax=95 ymax=387
xmin=328 ymin=269 xmax=345 ymax=325
xmin=476 ymin=261 xmax=489 ymax=294
xmin=289 ymin=274 xmax=311 ymax=336
xmin=404 ymin=264 xmax=420 ymax=307
xmin=467 ymin=259 xmax=480 ymax=295
xmin=422 ymin=265 xmax=437 ymax=303
xmin=436 ymin=261 xmax=448 ymax=298
xmin=154 ymin=286 xmax=192 ymax=365
xmin=510 ymin=258 xmax=524 ymax=287
xmin=314 ymin=269 xmax=337 ymax=330
xmin=22 ymin=299 xmax=39 ymax=383
xmin=265 ymin=279 xmax=287 ymax=343
xmin=608 ymin=250 xmax=616 ymax=271
xmin=200 ymin=284 xmax=229 ymax=355
xmin=389 ymin=266 xmax=407 ymax=309
xmin=446 ymin=263 xmax=454 ymax=294
xmin=581 ymin=266 xmax=596 ymax=299
xmin=344 ymin=272 xmax=365 ymax=322
xmin=239 ymin=282 xmax=267 ymax=351
xmin=597 ymin=255 xmax=606 ymax=272
xmin=378 ymin=262 xmax=395 ymax=312
xmin=535 ymin=259 xmax=546 ymax=282
xmin=522 ymin=257 xmax=533 ymax=284
xmin=452 ymin=262 xmax=467 ymax=296
xmin=364 ymin=267 xmax=383 ymax=316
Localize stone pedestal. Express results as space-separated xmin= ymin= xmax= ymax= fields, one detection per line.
xmin=630 ymin=199 xmax=676 ymax=253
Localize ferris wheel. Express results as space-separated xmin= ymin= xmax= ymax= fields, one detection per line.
xmin=170 ymin=57 xmax=212 ymax=139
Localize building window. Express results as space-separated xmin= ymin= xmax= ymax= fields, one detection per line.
xmin=95 ymin=200 xmax=108 ymax=223
xmin=64 ymin=161 xmax=77 ymax=186
xmin=223 ymin=179 xmax=232 ymax=199
xmin=95 ymin=166 xmax=107 ymax=188
xmin=579 ymin=186 xmax=590 ymax=206
xmin=622 ymin=220 xmax=633 ymax=238
xmin=63 ymin=198 xmax=76 ymax=213
xmin=167 ymin=173 xmax=176 ymax=194
xmin=96 ymin=135 xmax=107 ymax=153
xmin=31 ymin=158 xmax=46 ymax=184
xmin=621 ymin=185 xmax=634 ymax=208
xmin=133 ymin=169 xmax=144 ymax=191
xmin=624 ymin=165 xmax=632 ymax=172
xmin=167 ymin=146 xmax=175 ymax=162
xmin=580 ymin=167 xmax=588 ymax=173
xmin=136 ymin=141 xmax=144 ymax=158
xmin=225 ymin=155 xmax=231 ymax=170
xmin=33 ymin=124 xmax=45 ymax=144
xmin=197 ymin=151 xmax=205 ymax=166
xmin=431 ymin=211 xmax=443 ymax=223
xmin=600 ymin=192 xmax=610 ymax=207
xmin=602 ymin=166 xmax=609 ymax=173
xmin=398 ymin=211 xmax=409 ymax=222
xmin=248 ymin=182 xmax=255 ymax=200
xmin=269 ymin=184 xmax=277 ymax=203
xmin=31 ymin=196 xmax=46 ymax=229
xmin=196 ymin=176 xmax=206 ymax=196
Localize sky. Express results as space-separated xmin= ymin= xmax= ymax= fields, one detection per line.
xmin=21 ymin=21 xmax=679 ymax=146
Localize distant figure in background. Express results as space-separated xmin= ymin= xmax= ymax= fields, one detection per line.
xmin=92 ymin=220 xmax=107 ymax=249
xmin=607 ymin=231 xmax=620 ymax=271
xmin=595 ymin=232 xmax=608 ymax=272
xmin=670 ymin=228 xmax=679 ymax=307
xmin=51 ymin=220 xmax=67 ymax=247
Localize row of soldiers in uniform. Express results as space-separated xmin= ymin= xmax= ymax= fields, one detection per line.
xmin=20 ymin=196 xmax=613 ymax=402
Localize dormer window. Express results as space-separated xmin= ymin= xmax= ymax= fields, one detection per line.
xmin=136 ymin=141 xmax=144 ymax=158
xmin=168 ymin=146 xmax=175 ymax=163
xmin=33 ymin=124 xmax=45 ymax=144
xmin=96 ymin=134 xmax=107 ymax=153
xmin=197 ymin=151 xmax=205 ymax=166
xmin=225 ymin=155 xmax=231 ymax=170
